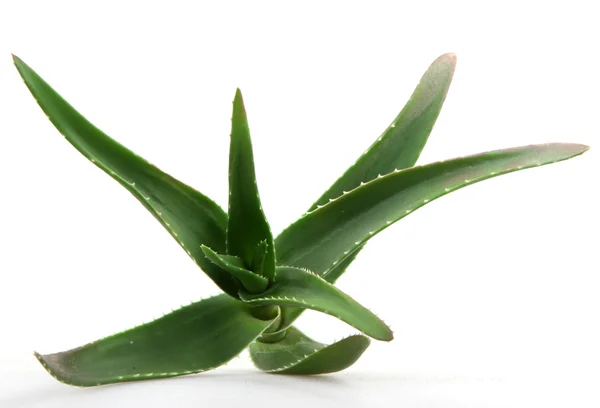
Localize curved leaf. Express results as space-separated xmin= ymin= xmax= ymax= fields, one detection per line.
xmin=35 ymin=295 xmax=278 ymax=386
xmin=227 ymin=89 xmax=276 ymax=281
xmin=13 ymin=55 xmax=237 ymax=297
xmin=201 ymin=245 xmax=268 ymax=294
xmin=309 ymin=52 xmax=457 ymax=210
xmin=250 ymin=326 xmax=370 ymax=374
xmin=276 ymin=53 xmax=457 ymax=330
xmin=239 ymin=266 xmax=393 ymax=341
xmin=276 ymin=143 xmax=589 ymax=278
xmin=278 ymin=248 xmax=361 ymax=331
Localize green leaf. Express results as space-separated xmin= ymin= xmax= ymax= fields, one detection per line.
xmin=323 ymin=246 xmax=362 ymax=284
xmin=276 ymin=143 xmax=589 ymax=278
xmin=309 ymin=52 xmax=457 ymax=210
xmin=201 ymin=245 xmax=268 ymax=294
xmin=250 ymin=326 xmax=370 ymax=374
xmin=251 ymin=240 xmax=269 ymax=277
xmin=314 ymin=53 xmax=456 ymax=277
xmin=227 ymin=89 xmax=275 ymax=281
xmin=35 ymin=295 xmax=278 ymax=387
xmin=275 ymin=53 xmax=457 ymax=330
xmin=239 ymin=266 xmax=393 ymax=341
xmin=13 ymin=55 xmax=237 ymax=298
xmin=278 ymin=250 xmax=362 ymax=331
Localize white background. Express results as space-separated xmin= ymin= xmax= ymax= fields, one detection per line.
xmin=0 ymin=1 xmax=598 ymax=407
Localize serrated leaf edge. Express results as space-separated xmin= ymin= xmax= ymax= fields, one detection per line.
xmin=250 ymin=334 xmax=367 ymax=373
xmin=34 ymin=295 xmax=280 ymax=387
xmin=280 ymin=144 xmax=588 ymax=278
xmin=242 ymin=266 xmax=393 ymax=341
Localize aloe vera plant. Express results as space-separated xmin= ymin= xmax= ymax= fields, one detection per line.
xmin=13 ymin=53 xmax=588 ymax=387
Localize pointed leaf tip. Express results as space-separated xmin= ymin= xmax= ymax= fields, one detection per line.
xmin=276 ymin=142 xmax=589 ymax=281
xmin=233 ymin=88 xmax=245 ymax=108
xmin=227 ymin=85 xmax=276 ymax=281
xmin=539 ymin=142 xmax=589 ymax=157
xmin=439 ymin=52 xmax=457 ymax=65
xmin=201 ymin=245 xmax=268 ymax=294
xmin=569 ymin=143 xmax=589 ymax=153
xmin=33 ymin=295 xmax=277 ymax=386
xmin=240 ymin=266 xmax=393 ymax=341
xmin=12 ymin=54 xmax=27 ymax=71
xmin=276 ymin=51 xmax=461 ymax=331
xmin=13 ymin=57 xmax=237 ymax=297
xmin=305 ymin=51 xmax=458 ymax=213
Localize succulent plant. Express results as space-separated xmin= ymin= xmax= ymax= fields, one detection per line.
xmin=13 ymin=53 xmax=588 ymax=387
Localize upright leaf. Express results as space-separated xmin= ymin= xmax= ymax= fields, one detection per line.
xmin=276 ymin=143 xmax=589 ymax=278
xmin=309 ymin=52 xmax=457 ymax=210
xmin=250 ymin=326 xmax=370 ymax=374
xmin=251 ymin=240 xmax=269 ymax=277
xmin=239 ymin=266 xmax=393 ymax=341
xmin=201 ymin=245 xmax=268 ymax=294
xmin=275 ymin=54 xmax=457 ymax=329
xmin=13 ymin=56 xmax=237 ymax=297
xmin=227 ymin=89 xmax=276 ymax=280
xmin=315 ymin=52 xmax=456 ymax=278
xmin=35 ymin=295 xmax=278 ymax=386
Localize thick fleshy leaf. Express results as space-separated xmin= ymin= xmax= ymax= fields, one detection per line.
xmin=250 ymin=326 xmax=370 ymax=374
xmin=309 ymin=52 xmax=457 ymax=210
xmin=13 ymin=55 xmax=237 ymax=298
xmin=201 ymin=245 xmax=268 ymax=294
xmin=278 ymin=248 xmax=361 ymax=331
xmin=276 ymin=53 xmax=457 ymax=329
xmin=239 ymin=266 xmax=393 ymax=341
xmin=227 ymin=89 xmax=275 ymax=281
xmin=35 ymin=295 xmax=278 ymax=386
xmin=251 ymin=240 xmax=269 ymax=277
xmin=276 ymin=143 xmax=589 ymax=279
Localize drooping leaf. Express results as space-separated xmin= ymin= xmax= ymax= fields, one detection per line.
xmin=278 ymin=251 xmax=361 ymax=331
xmin=239 ymin=266 xmax=393 ymax=341
xmin=227 ymin=89 xmax=275 ymax=281
xmin=250 ymin=326 xmax=370 ymax=374
xmin=201 ymin=245 xmax=268 ymax=294
xmin=276 ymin=53 xmax=457 ymax=330
xmin=13 ymin=55 xmax=237 ymax=298
xmin=276 ymin=143 xmax=589 ymax=279
xmin=35 ymin=295 xmax=278 ymax=386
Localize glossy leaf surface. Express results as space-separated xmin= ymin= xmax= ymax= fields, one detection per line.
xmin=13 ymin=56 xmax=237 ymax=297
xmin=15 ymin=52 xmax=590 ymax=385
xmin=251 ymin=240 xmax=269 ymax=277
xmin=278 ymin=245 xmax=361 ymax=331
xmin=277 ymin=53 xmax=457 ymax=329
xmin=201 ymin=245 xmax=268 ymax=294
xmin=227 ymin=89 xmax=276 ymax=281
xmin=309 ymin=52 xmax=457 ymax=210
xmin=240 ymin=266 xmax=393 ymax=341
xmin=250 ymin=326 xmax=370 ymax=374
xmin=276 ymin=143 xmax=589 ymax=279
xmin=35 ymin=295 xmax=278 ymax=386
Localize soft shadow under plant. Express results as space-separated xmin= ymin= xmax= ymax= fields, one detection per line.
xmin=13 ymin=53 xmax=588 ymax=386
